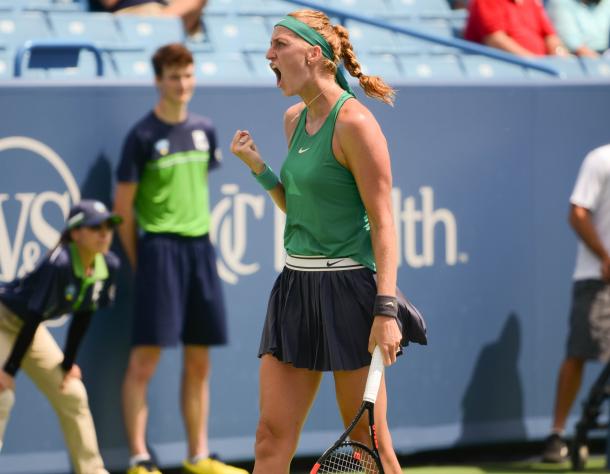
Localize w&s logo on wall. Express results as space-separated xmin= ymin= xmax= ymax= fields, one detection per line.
xmin=0 ymin=137 xmax=80 ymax=283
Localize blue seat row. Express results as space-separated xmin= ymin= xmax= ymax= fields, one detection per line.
xmin=207 ymin=0 xmax=456 ymax=18
xmin=370 ymin=54 xmax=610 ymax=81
xmin=0 ymin=0 xmax=85 ymax=12
xmin=0 ymin=11 xmax=185 ymax=50
xmin=0 ymin=10 xmax=468 ymax=57
xmin=3 ymin=47 xmax=608 ymax=82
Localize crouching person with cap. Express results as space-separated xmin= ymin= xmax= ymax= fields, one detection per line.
xmin=0 ymin=199 xmax=122 ymax=474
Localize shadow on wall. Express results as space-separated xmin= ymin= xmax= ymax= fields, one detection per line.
xmin=80 ymin=152 xmax=114 ymax=207
xmin=75 ymin=152 xmax=135 ymax=450
xmin=458 ymin=313 xmax=526 ymax=444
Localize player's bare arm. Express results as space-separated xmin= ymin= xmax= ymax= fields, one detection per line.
xmin=570 ymin=204 xmax=610 ymax=281
xmin=231 ymin=130 xmax=286 ymax=212
xmin=334 ymin=101 xmax=401 ymax=365
xmin=113 ymin=182 xmax=138 ymax=270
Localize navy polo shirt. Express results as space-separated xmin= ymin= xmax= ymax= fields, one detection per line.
xmin=0 ymin=243 xmax=119 ymax=321
xmin=116 ymin=111 xmax=221 ymax=237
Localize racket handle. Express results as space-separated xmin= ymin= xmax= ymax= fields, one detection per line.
xmin=363 ymin=346 xmax=384 ymax=403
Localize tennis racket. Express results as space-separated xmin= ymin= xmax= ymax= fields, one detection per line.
xmin=310 ymin=346 xmax=385 ymax=474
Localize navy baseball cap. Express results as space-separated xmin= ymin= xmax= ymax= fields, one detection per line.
xmin=66 ymin=199 xmax=122 ymax=230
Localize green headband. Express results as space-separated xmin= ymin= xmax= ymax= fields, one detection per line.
xmin=275 ymin=16 xmax=354 ymax=96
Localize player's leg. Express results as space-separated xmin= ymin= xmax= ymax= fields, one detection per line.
xmin=122 ymin=346 xmax=162 ymax=459
xmin=253 ymin=355 xmax=322 ymax=474
xmin=22 ymin=322 xmax=108 ymax=474
xmin=181 ymin=345 xmax=210 ymax=459
xmin=181 ymin=235 xmax=248 ymax=473
xmin=125 ymin=233 xmax=184 ymax=472
xmin=0 ymin=304 xmax=19 ymax=451
xmin=334 ymin=368 xmax=402 ymax=474
xmin=544 ymin=280 xmax=606 ymax=462
xmin=551 ymin=357 xmax=585 ymax=432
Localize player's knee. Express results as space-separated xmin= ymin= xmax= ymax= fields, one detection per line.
xmin=127 ymin=353 xmax=159 ymax=383
xmin=59 ymin=378 xmax=89 ymax=409
xmin=183 ymin=356 xmax=209 ymax=380
xmin=0 ymin=389 xmax=15 ymax=418
xmin=255 ymin=419 xmax=297 ymax=458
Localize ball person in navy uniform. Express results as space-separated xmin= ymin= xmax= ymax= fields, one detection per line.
xmin=0 ymin=199 xmax=121 ymax=474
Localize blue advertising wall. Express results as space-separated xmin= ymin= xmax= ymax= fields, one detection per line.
xmin=0 ymin=82 xmax=609 ymax=473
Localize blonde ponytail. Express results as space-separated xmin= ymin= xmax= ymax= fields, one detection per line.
xmin=333 ymin=24 xmax=396 ymax=106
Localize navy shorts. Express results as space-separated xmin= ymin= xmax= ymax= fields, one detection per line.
xmin=132 ymin=233 xmax=228 ymax=347
xmin=566 ymin=279 xmax=610 ymax=361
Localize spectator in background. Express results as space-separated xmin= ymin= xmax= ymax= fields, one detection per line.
xmin=542 ymin=143 xmax=610 ymax=463
xmin=90 ymin=0 xmax=207 ymax=36
xmin=450 ymin=0 xmax=469 ymax=9
xmin=113 ymin=43 xmax=247 ymax=474
xmin=464 ymin=0 xmax=570 ymax=57
xmin=547 ymin=0 xmax=610 ymax=57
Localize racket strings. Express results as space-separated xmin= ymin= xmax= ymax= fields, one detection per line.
xmin=316 ymin=444 xmax=381 ymax=473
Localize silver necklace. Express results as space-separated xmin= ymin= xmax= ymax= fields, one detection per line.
xmin=291 ymin=87 xmax=330 ymax=123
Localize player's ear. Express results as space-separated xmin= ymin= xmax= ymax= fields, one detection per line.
xmin=307 ymin=45 xmax=322 ymax=64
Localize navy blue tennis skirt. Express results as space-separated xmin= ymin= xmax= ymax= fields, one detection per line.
xmin=258 ymin=255 xmax=387 ymax=371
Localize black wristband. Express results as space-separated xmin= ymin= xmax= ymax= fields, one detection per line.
xmin=373 ymin=295 xmax=398 ymax=318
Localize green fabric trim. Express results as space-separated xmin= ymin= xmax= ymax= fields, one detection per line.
xmin=275 ymin=16 xmax=354 ymax=96
xmin=252 ymin=164 xmax=280 ymax=190
xmin=145 ymin=150 xmax=209 ymax=170
xmin=69 ymin=243 xmax=108 ymax=310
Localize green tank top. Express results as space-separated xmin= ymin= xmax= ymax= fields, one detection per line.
xmin=280 ymin=92 xmax=375 ymax=270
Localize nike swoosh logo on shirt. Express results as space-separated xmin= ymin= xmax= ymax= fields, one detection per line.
xmin=326 ymin=259 xmax=345 ymax=267
xmin=298 ymin=147 xmax=311 ymax=154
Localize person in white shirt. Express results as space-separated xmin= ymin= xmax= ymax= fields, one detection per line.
xmin=543 ymin=144 xmax=610 ymax=463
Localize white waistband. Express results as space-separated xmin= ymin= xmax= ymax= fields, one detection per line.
xmin=285 ymin=255 xmax=365 ymax=272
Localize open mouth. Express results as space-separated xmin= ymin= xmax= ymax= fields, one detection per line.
xmin=270 ymin=64 xmax=281 ymax=85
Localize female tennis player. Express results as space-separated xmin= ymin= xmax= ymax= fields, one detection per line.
xmin=0 ymin=199 xmax=121 ymax=474
xmin=231 ymin=9 xmax=404 ymax=473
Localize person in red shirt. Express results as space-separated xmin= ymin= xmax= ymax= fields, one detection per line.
xmin=464 ymin=0 xmax=569 ymax=57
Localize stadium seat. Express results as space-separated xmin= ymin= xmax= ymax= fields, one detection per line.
xmin=0 ymin=12 xmax=51 ymax=48
xmin=0 ymin=46 xmax=11 ymax=77
xmin=345 ymin=20 xmax=398 ymax=54
xmin=358 ymin=52 xmax=403 ymax=81
xmin=398 ymin=54 xmax=464 ymax=79
xmin=0 ymin=0 xmax=13 ymax=12
xmin=205 ymin=14 xmax=270 ymax=52
xmin=46 ymin=48 xmax=115 ymax=78
xmin=461 ymin=55 xmax=528 ymax=80
xmin=48 ymin=12 xmax=122 ymax=48
xmin=20 ymin=0 xmax=83 ymax=12
xmin=116 ymin=15 xmax=185 ymax=50
xmin=246 ymin=50 xmax=276 ymax=83
xmin=392 ymin=18 xmax=458 ymax=54
xmin=580 ymin=57 xmax=610 ymax=79
xmin=193 ymin=52 xmax=253 ymax=82
xmin=112 ymin=49 xmax=153 ymax=80
xmin=527 ymin=56 xmax=586 ymax=79
xmin=387 ymin=0 xmax=452 ymax=18
xmin=448 ymin=10 xmax=467 ymax=37
xmin=205 ymin=0 xmax=237 ymax=15
xmin=234 ymin=0 xmax=290 ymax=16
xmin=14 ymin=39 xmax=108 ymax=78
xmin=332 ymin=0 xmax=392 ymax=16
xmin=205 ymin=0 xmax=288 ymax=17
